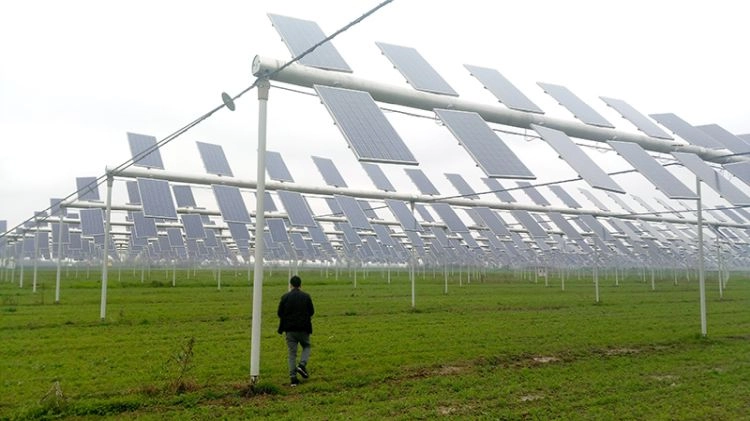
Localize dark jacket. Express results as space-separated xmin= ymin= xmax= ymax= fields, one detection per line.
xmin=277 ymin=288 xmax=314 ymax=334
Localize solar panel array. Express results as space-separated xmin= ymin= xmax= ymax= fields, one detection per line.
xmin=266 ymin=150 xmax=295 ymax=182
xmin=599 ymin=97 xmax=672 ymax=139
xmin=445 ymin=173 xmax=479 ymax=199
xmin=212 ymin=185 xmax=252 ymax=224
xmin=277 ymin=190 xmax=318 ymax=227
xmin=548 ymin=185 xmax=581 ymax=208
xmin=404 ymin=168 xmax=440 ymax=195
xmin=315 ymin=84 xmax=418 ymax=165
xmin=649 ymin=113 xmax=723 ymax=149
xmin=334 ymin=194 xmax=372 ymax=230
xmin=138 ymin=178 xmax=178 ymax=220
xmin=376 ymin=42 xmax=458 ymax=96
xmin=361 ymin=162 xmax=396 ymax=191
xmin=516 ymin=181 xmax=550 ymax=206
xmin=435 ymin=109 xmax=535 ymax=179
xmin=76 ymin=177 xmax=100 ymax=201
xmin=312 ymin=156 xmax=347 ymax=187
xmin=671 ymin=152 xmax=750 ymax=205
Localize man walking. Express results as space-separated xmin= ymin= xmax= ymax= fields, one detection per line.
xmin=277 ymin=275 xmax=314 ymax=387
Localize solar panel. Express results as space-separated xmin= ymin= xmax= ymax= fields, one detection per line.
xmin=138 ymin=178 xmax=178 ymax=220
xmin=532 ymin=124 xmax=624 ymax=193
xmin=277 ymin=190 xmax=317 ymax=227
xmin=697 ymin=124 xmax=750 ymax=156
xmin=334 ymin=195 xmax=372 ymax=230
xmin=172 ymin=185 xmax=197 ymax=208
xmin=405 ymin=231 xmax=424 ymax=248
xmin=372 ymin=223 xmax=395 ymax=246
xmin=256 ymin=191 xmax=279 ymax=213
xmin=578 ymin=214 xmax=612 ymax=241
xmin=481 ymin=178 xmax=516 ymax=202
xmin=312 ymin=156 xmax=347 ymax=187
xmin=607 ymin=140 xmax=696 ymax=199
xmin=211 ymin=185 xmax=251 ymax=224
xmin=375 ymin=42 xmax=458 ymax=96
xmin=517 ymin=181 xmax=551 ymax=206
xmin=649 ymin=113 xmax=723 ymax=149
xmin=464 ymin=64 xmax=543 ymax=113
xmin=76 ymin=177 xmax=100 ymax=201
xmin=431 ymin=203 xmax=469 ymax=233
xmin=445 ymin=173 xmax=479 ymax=199
xmin=606 ymin=191 xmax=636 ymax=213
xmin=599 ymin=97 xmax=673 ymax=139
xmin=267 ymin=14 xmax=352 ymax=72
xmin=578 ymin=188 xmax=610 ymax=211
xmin=196 ymin=141 xmax=233 ymax=177
xmin=166 ymin=227 xmax=185 ymax=248
xmin=314 ymin=85 xmax=418 ymax=165
xmin=717 ymin=206 xmax=745 ymax=224
xmin=203 ymin=229 xmax=219 ymax=247
xmin=385 ymin=199 xmax=422 ymax=232
xmin=404 ymin=168 xmax=440 ymax=195
xmin=510 ymin=210 xmax=548 ymax=238
xmin=547 ymin=185 xmax=581 ymax=208
xmin=79 ymin=209 xmax=105 ymax=237
xmin=266 ymin=150 xmax=294 ymax=182
xmin=180 ymin=214 xmax=205 ymax=239
xmin=474 ymin=207 xmax=511 ymax=237
xmin=127 ymin=132 xmax=165 ymax=169
xmin=654 ymin=198 xmax=684 ymax=219
xmin=537 ymin=83 xmax=614 ymax=128
xmin=414 ymin=204 xmax=434 ymax=222
xmin=631 ymin=195 xmax=658 ymax=214
xmin=434 ymin=109 xmax=535 ymax=179
xmin=547 ymin=212 xmax=582 ymax=240
xmin=459 ymin=232 xmax=480 ymax=249
xmin=336 ymin=222 xmax=362 ymax=245
xmin=361 ymin=163 xmax=396 ymax=191
xmin=671 ymin=152 xmax=750 ymax=206
xmin=225 ymin=222 xmax=250 ymax=243
xmin=358 ymin=200 xmax=379 ymax=219
xmin=307 ymin=224 xmax=329 ymax=244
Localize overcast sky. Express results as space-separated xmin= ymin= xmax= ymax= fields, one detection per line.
xmin=1 ymin=0 xmax=749 ymax=231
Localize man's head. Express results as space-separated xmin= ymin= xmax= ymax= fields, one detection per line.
xmin=290 ymin=275 xmax=302 ymax=288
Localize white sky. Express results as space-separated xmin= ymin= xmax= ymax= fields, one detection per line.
xmin=1 ymin=0 xmax=749 ymax=231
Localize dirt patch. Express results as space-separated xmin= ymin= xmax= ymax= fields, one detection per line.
xmin=519 ymin=393 xmax=544 ymax=402
xmin=603 ymin=348 xmax=641 ymax=356
xmin=531 ymin=356 xmax=559 ymax=364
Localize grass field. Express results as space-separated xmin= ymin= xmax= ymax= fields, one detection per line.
xmin=1 ymin=266 xmax=749 ymax=420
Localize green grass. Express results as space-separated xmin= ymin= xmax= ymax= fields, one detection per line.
xmin=1 ymin=267 xmax=749 ymax=420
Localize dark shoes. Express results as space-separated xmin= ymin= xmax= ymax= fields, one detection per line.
xmin=290 ymin=376 xmax=300 ymax=387
xmin=296 ymin=364 xmax=309 ymax=379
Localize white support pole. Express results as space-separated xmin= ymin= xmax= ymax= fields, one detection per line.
xmin=696 ymin=178 xmax=707 ymax=336
xmin=594 ymin=247 xmax=600 ymax=303
xmin=250 ymin=79 xmax=270 ymax=384
xmin=100 ymin=174 xmax=114 ymax=321
xmin=32 ymin=226 xmax=39 ymax=293
xmin=55 ymin=212 xmax=64 ymax=303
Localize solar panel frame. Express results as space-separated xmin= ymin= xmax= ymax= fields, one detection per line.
xmin=464 ymin=64 xmax=543 ymax=113
xmin=312 ymin=156 xmax=347 ymax=187
xmin=537 ymin=82 xmax=614 ymax=128
xmin=277 ymin=190 xmax=318 ymax=227
xmin=166 ymin=227 xmax=185 ymax=248
xmin=414 ymin=204 xmax=434 ymax=222
xmin=435 ymin=109 xmax=535 ymax=179
xmin=578 ymin=214 xmax=612 ymax=241
xmin=314 ymin=85 xmax=418 ymax=165
xmin=334 ymin=195 xmax=373 ymax=230
xmin=375 ymin=42 xmax=458 ymax=96
xmin=132 ymin=211 xmax=158 ymax=239
xmin=404 ymin=168 xmax=440 ymax=195
xmin=547 ymin=211 xmax=583 ymax=240
xmin=127 ymin=132 xmax=165 ymax=169
xmin=137 ymin=178 xmax=178 ymax=220
xmin=227 ymin=222 xmax=251 ymax=241
xmin=267 ymin=13 xmax=352 ymax=73
xmin=697 ymin=124 xmax=750 ymax=155
xmin=578 ymin=188 xmax=610 ymax=211
xmin=431 ymin=203 xmax=469 ymax=233
xmin=125 ymin=181 xmax=141 ymax=205
xmin=599 ymin=97 xmax=673 ymax=139
xmin=196 ymin=141 xmax=234 ymax=177
xmin=649 ymin=113 xmax=723 ymax=149
xmin=671 ymin=152 xmax=750 ymax=206
xmin=211 ymin=185 xmax=252 ymax=224
xmin=607 ymin=140 xmax=697 ymax=199
xmin=372 ymin=223 xmax=395 ymax=246
xmin=532 ymin=124 xmax=624 ymax=193
xmin=445 ymin=173 xmax=479 ymax=199
xmin=336 ymin=222 xmax=362 ymax=245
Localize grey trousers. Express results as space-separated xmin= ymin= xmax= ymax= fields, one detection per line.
xmin=285 ymin=331 xmax=311 ymax=377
